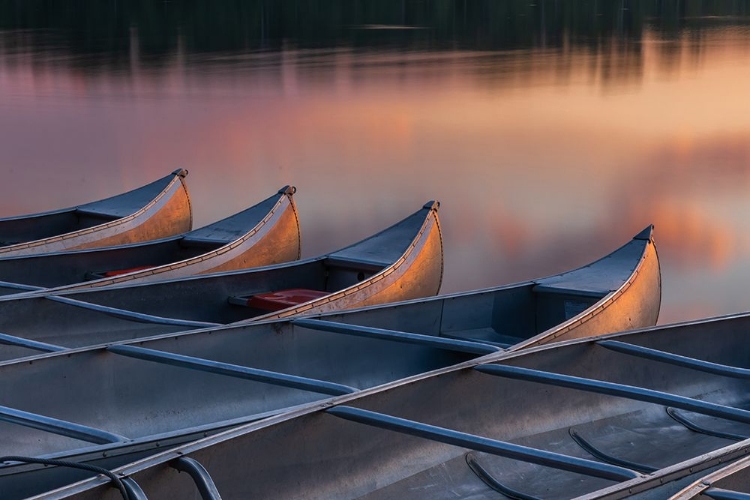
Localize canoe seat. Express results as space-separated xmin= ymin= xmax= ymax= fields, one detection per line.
xmin=86 ymin=265 xmax=156 ymax=280
xmin=532 ymin=284 xmax=607 ymax=332
xmin=75 ymin=208 xmax=124 ymax=221
xmin=229 ymin=289 xmax=329 ymax=312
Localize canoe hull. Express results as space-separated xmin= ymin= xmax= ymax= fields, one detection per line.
xmin=53 ymin=187 xmax=302 ymax=291
xmin=0 ymin=171 xmax=192 ymax=257
xmin=0 ymin=187 xmax=300 ymax=293
xmin=517 ymin=229 xmax=661 ymax=350
xmin=259 ymin=203 xmax=443 ymax=321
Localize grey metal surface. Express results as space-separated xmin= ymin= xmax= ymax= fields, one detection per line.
xmin=0 ymin=228 xmax=661 ymax=498
xmin=0 ymin=186 xmax=300 ymax=291
xmin=27 ymin=311 xmax=750 ymax=500
xmin=0 ymin=202 xmax=442 ymax=354
xmin=0 ymin=170 xmax=192 ymax=257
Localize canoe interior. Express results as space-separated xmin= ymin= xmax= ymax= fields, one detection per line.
xmin=315 ymin=283 xmax=599 ymax=348
xmin=0 ymin=173 xmax=182 ymax=246
xmin=0 ymin=226 xmax=659 ymax=497
xmin=0 ymin=317 xmax=481 ymax=498
xmin=0 ymin=203 xmax=437 ymax=350
xmin=0 ymin=257 xmax=381 ymax=352
xmin=33 ymin=312 xmax=750 ymax=500
xmin=0 ymin=222 xmax=646 ymax=365
xmin=313 ymin=226 xmax=656 ymax=349
xmin=0 ymin=187 xmax=295 ymax=290
xmin=0 ymin=237 xmax=206 ymax=290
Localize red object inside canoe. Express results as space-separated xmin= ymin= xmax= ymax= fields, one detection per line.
xmin=246 ymin=288 xmax=328 ymax=311
xmin=102 ymin=265 xmax=156 ymax=277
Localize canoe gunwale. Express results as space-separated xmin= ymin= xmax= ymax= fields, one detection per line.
xmin=666 ymin=453 xmax=750 ymax=500
xmin=575 ymin=439 xmax=750 ymax=499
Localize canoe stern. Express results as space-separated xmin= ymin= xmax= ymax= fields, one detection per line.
xmin=519 ymin=225 xmax=661 ymax=350
xmin=261 ymin=201 xmax=444 ymax=320
xmin=0 ymin=170 xmax=193 ymax=256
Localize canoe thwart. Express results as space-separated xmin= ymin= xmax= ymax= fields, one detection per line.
xmin=171 ymin=457 xmax=223 ymax=500
xmin=107 ymin=345 xmax=357 ymax=396
xmin=177 ymin=236 xmax=227 ymax=249
xmin=0 ymin=332 xmax=65 ymax=353
xmin=229 ymin=289 xmax=329 ymax=312
xmin=703 ymin=488 xmax=750 ymax=500
xmin=73 ymin=208 xmax=120 ymax=222
xmin=325 ymin=256 xmax=388 ymax=272
xmin=531 ymin=285 xmax=608 ymax=299
xmin=598 ymin=340 xmax=750 ymax=379
xmin=325 ymin=406 xmax=639 ymax=481
xmin=0 ymin=405 xmax=128 ymax=445
xmin=475 ymin=364 xmax=750 ymax=424
xmin=46 ymin=295 xmax=222 ymax=328
xmin=292 ymin=318 xmax=500 ymax=355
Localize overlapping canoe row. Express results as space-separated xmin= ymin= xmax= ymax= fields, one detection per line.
xmin=0 ymin=185 xmax=300 ymax=294
xmin=0 ymin=200 xmax=443 ymax=358
xmin=0 ymin=226 xmax=659 ymax=498
xmin=8 ymin=173 xmax=740 ymax=500
xmin=24 ymin=311 xmax=750 ymax=500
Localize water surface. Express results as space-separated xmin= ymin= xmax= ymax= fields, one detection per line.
xmin=1 ymin=1 xmax=750 ymax=324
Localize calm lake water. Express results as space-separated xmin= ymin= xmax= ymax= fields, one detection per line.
xmin=1 ymin=1 xmax=750 ymax=324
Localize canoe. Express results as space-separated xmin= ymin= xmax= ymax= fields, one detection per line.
xmin=308 ymin=224 xmax=660 ymax=352
xmin=0 ymin=186 xmax=299 ymax=294
xmin=0 ymin=226 xmax=660 ymax=498
xmin=0 ymin=170 xmax=192 ymax=257
xmin=28 ymin=309 xmax=750 ymax=500
xmin=0 ymin=222 xmax=656 ymax=359
xmin=0 ymin=201 xmax=443 ymax=356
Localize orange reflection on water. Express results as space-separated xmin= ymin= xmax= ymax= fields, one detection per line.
xmin=2 ymin=26 xmax=750 ymax=324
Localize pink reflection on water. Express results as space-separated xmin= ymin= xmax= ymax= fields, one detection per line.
xmin=1 ymin=27 xmax=750 ymax=324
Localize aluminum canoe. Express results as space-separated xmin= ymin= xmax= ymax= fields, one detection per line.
xmin=307 ymin=224 xmax=660 ymax=352
xmin=0 ymin=186 xmax=299 ymax=293
xmin=0 ymin=201 xmax=443 ymax=356
xmin=28 ymin=310 xmax=750 ymax=500
xmin=0 ymin=170 xmax=191 ymax=257
xmin=0 ymin=222 xmax=655 ymax=359
xmin=0 ymin=226 xmax=660 ymax=498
